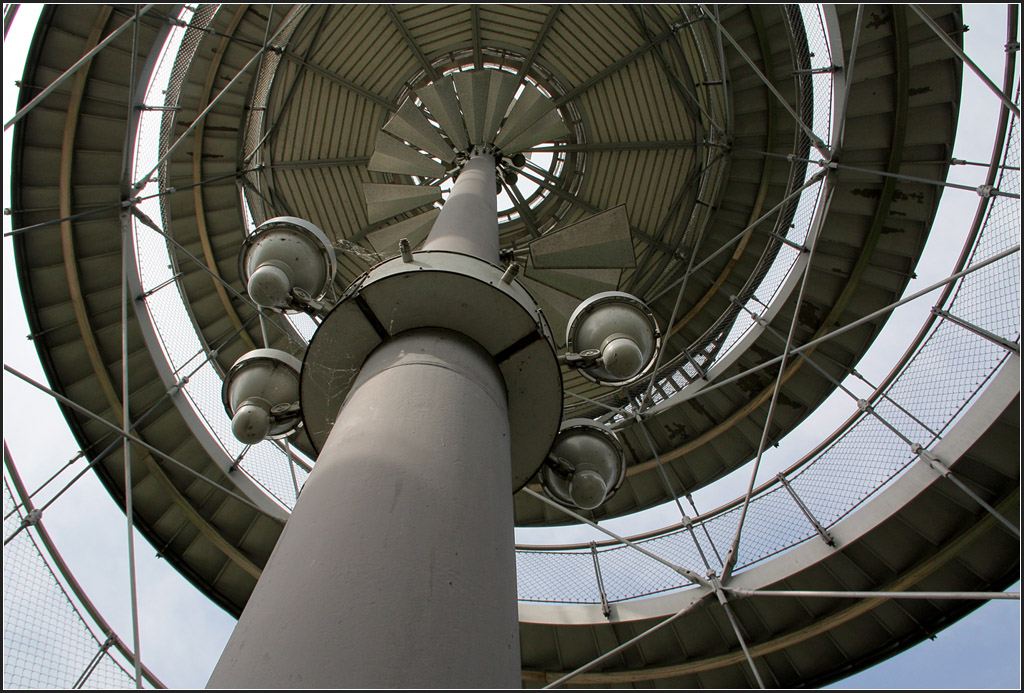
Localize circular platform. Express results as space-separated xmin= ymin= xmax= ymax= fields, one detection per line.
xmin=6 ymin=3 xmax=1019 ymax=688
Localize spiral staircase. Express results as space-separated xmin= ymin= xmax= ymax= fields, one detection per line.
xmin=5 ymin=3 xmax=1019 ymax=688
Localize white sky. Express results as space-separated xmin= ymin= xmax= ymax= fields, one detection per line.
xmin=2 ymin=4 xmax=1020 ymax=689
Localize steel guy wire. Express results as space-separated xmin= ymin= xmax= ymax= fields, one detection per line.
xmin=5 ymin=168 xmax=258 ymax=238
xmin=635 ymin=417 xmax=715 ymax=573
xmin=627 ymin=243 xmax=1020 ymax=424
xmin=698 ymin=3 xmax=829 ymax=160
xmin=647 ymin=171 xmax=823 ymax=304
xmin=541 ymin=595 xmax=710 ymax=688
xmin=522 ymin=486 xmax=710 ymax=589
xmin=3 ymin=365 xmax=286 ymax=524
xmin=720 ymin=177 xmax=832 ymax=583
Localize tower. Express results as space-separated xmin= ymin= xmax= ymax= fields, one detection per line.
xmin=4 ymin=4 xmax=1020 ymax=688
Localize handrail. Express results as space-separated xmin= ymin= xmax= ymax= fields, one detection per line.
xmin=515 ymin=3 xmax=1020 ymax=560
xmin=3 ymin=444 xmax=167 ymax=689
xmin=514 ymin=32 xmax=1020 ymax=604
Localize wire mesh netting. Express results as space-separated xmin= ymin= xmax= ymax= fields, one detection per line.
xmin=513 ymin=91 xmax=1020 ymax=604
xmin=799 ymin=5 xmax=835 ymax=149
xmin=516 ymin=549 xmax=599 ymax=604
xmin=129 ymin=5 xmax=316 ymax=513
xmin=3 ymin=480 xmax=149 ymax=689
xmin=596 ymin=540 xmax=694 ymax=603
xmin=945 ymin=102 xmax=1021 ymax=344
xmin=784 ymin=414 xmax=916 ymax=528
xmin=236 ymin=442 xmax=310 ymax=510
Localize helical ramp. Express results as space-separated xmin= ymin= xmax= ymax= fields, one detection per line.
xmin=4 ymin=4 xmax=1019 ymax=688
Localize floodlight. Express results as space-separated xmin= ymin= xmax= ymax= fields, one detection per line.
xmin=565 ymin=291 xmax=660 ymax=386
xmin=222 ymin=348 xmax=303 ymax=444
xmin=240 ymin=216 xmax=336 ymax=312
xmin=540 ymin=419 xmax=626 ymax=511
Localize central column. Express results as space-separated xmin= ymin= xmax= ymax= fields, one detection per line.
xmin=209 ymin=152 xmax=523 ymax=688
xmin=422 ymin=150 xmax=500 ymax=263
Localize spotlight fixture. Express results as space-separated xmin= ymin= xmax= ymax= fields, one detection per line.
xmin=565 ymin=291 xmax=661 ymax=386
xmin=239 ymin=216 xmax=337 ymax=313
xmin=222 ymin=349 xmax=303 ymax=444
xmin=540 ymin=419 xmax=627 ymax=511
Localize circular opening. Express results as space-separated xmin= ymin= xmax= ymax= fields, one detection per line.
xmin=434 ymin=144 xmax=561 ymax=224
xmin=398 ymin=51 xmax=585 ymax=233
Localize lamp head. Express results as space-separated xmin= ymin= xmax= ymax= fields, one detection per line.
xmin=240 ymin=217 xmax=336 ymax=312
xmin=566 ymin=291 xmax=660 ymax=386
xmin=540 ymin=419 xmax=626 ymax=511
xmin=222 ymin=349 xmax=303 ymax=444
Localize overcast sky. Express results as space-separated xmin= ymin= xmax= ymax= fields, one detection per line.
xmin=3 ymin=4 xmax=1020 ymax=689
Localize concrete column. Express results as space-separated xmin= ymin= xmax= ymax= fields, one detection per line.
xmin=422 ymin=153 xmax=500 ymax=264
xmin=208 ymin=328 xmax=520 ymax=688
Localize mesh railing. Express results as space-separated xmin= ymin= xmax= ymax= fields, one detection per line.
xmin=234 ymin=442 xmax=310 ymax=511
xmin=514 ymin=92 xmax=1020 ymax=605
xmin=798 ymin=4 xmax=835 ymax=151
xmin=130 ymin=5 xmax=315 ymax=513
xmin=3 ymin=477 xmax=156 ymax=689
xmin=571 ymin=6 xmax=832 ymax=421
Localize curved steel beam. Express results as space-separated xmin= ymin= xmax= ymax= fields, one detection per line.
xmin=4 ymin=5 xmax=156 ymax=131
xmin=60 ymin=9 xmax=118 ymax=418
xmin=192 ymin=4 xmax=257 ymax=353
xmin=523 ymin=490 xmax=1018 ymax=684
xmin=56 ymin=7 xmax=264 ymax=583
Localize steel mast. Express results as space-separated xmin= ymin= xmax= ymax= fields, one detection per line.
xmin=209 ymin=148 xmax=556 ymax=688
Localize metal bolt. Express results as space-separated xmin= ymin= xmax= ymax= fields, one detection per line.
xmin=500 ymin=262 xmax=520 ymax=284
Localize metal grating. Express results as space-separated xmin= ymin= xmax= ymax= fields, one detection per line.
xmin=3 ymin=478 xmax=151 ymax=689
xmin=514 ymin=89 xmax=1020 ymax=603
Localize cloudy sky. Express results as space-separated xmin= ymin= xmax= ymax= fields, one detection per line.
xmin=3 ymin=4 xmax=1019 ymax=689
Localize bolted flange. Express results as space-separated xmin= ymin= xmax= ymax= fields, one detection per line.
xmin=300 ymin=249 xmax=563 ymax=491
